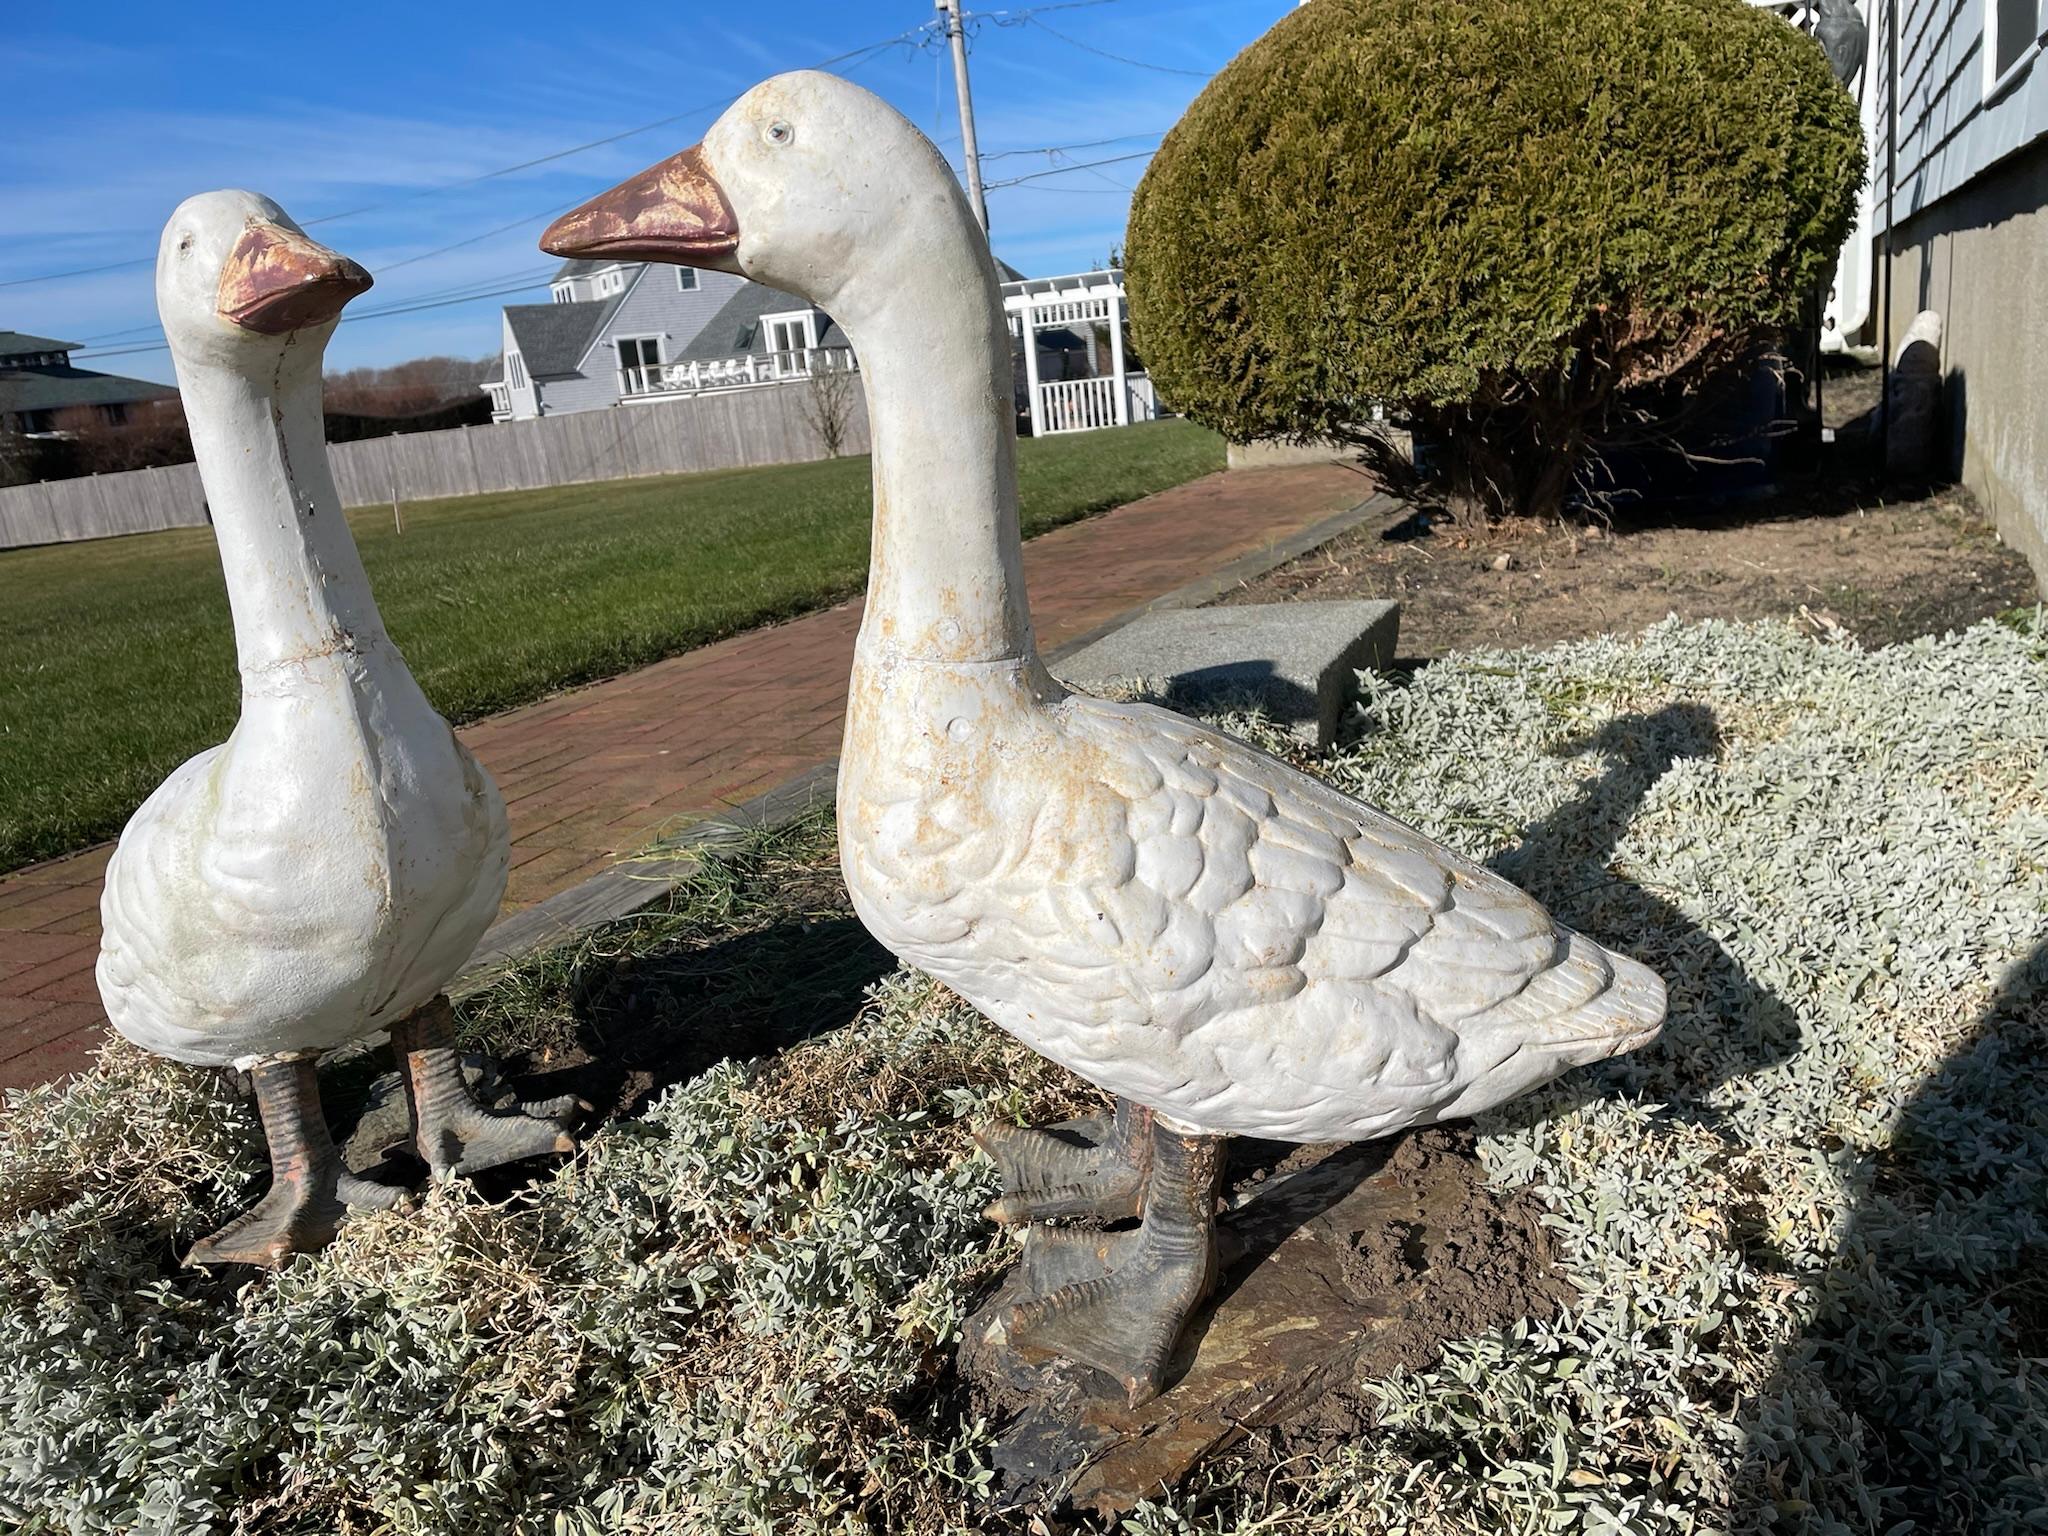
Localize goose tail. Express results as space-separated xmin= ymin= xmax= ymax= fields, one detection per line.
xmin=1484 ymin=930 xmax=1667 ymax=1058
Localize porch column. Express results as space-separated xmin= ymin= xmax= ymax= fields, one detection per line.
xmin=1021 ymin=297 xmax=1045 ymax=439
xmin=1108 ymin=287 xmax=1130 ymax=426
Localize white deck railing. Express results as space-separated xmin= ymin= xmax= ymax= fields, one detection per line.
xmin=621 ymin=346 xmax=858 ymax=402
xmin=1037 ymin=374 xmax=1160 ymax=435
xmin=1038 ymin=376 xmax=1120 ymax=434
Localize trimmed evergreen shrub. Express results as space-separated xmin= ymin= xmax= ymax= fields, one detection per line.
xmin=1125 ymin=0 xmax=1865 ymax=521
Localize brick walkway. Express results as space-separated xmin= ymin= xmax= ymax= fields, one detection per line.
xmin=0 ymin=464 xmax=1368 ymax=1087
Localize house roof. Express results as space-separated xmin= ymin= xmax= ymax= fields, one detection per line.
xmin=550 ymin=256 xmax=637 ymax=282
xmin=503 ymin=299 xmax=617 ymax=377
xmin=0 ymin=362 xmax=177 ymax=417
xmin=0 ymin=330 xmax=80 ymax=357
xmin=674 ymin=281 xmax=847 ymax=364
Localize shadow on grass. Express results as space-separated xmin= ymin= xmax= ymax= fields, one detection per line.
xmin=1741 ymin=940 xmax=2048 ymax=1531
xmin=1481 ymin=701 xmax=1805 ymax=1135
xmin=460 ymin=819 xmax=893 ymax=1124
xmin=551 ymin=911 xmax=892 ymax=1115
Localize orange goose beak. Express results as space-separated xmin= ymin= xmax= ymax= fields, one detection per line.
xmin=540 ymin=144 xmax=739 ymax=264
xmin=217 ymin=224 xmax=372 ymax=334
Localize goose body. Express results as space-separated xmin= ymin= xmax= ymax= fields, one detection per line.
xmin=840 ymin=669 xmax=1662 ymax=1142
xmin=98 ymin=192 xmax=507 ymax=1070
xmin=99 ymin=194 xmax=573 ymax=1267
xmin=545 ymin=71 xmax=1664 ymax=1400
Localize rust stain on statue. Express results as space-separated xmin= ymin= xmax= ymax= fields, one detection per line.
xmin=217 ymin=224 xmax=371 ymax=335
xmin=539 ymin=144 xmax=740 ymax=261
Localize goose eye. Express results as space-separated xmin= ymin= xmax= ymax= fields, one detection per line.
xmin=178 ymin=234 xmax=194 ymax=255
xmin=764 ymin=119 xmax=794 ymax=147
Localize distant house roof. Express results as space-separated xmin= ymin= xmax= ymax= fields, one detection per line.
xmin=503 ymin=298 xmax=618 ymax=377
xmin=0 ymin=360 xmax=177 ymax=419
xmin=674 ymin=282 xmax=848 ymax=364
xmin=550 ymin=256 xmax=637 ymax=282
xmin=994 ymin=257 xmax=1028 ymax=283
xmin=0 ymin=331 xmax=82 ymax=357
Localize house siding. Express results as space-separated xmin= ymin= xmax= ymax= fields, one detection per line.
xmin=1887 ymin=0 xmax=2048 ymax=219
xmin=500 ymin=314 xmax=541 ymax=420
xmin=1884 ymin=135 xmax=2048 ymax=586
xmin=1880 ymin=0 xmax=2048 ymax=592
xmin=540 ymin=267 xmax=751 ymax=416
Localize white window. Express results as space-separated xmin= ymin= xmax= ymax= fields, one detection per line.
xmin=616 ymin=335 xmax=662 ymax=391
xmin=764 ymin=309 xmax=818 ymax=352
xmin=552 ymin=286 xmax=573 ymax=303
xmin=507 ymin=352 xmax=527 ymax=390
xmin=760 ymin=311 xmax=822 ymax=378
xmin=1987 ymin=0 xmax=2046 ymax=94
xmin=676 ymin=267 xmax=699 ymax=292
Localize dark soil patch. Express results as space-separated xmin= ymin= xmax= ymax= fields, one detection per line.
xmin=1226 ymin=367 xmax=2038 ymax=656
xmin=960 ymin=1126 xmax=1568 ymax=1516
xmin=1228 ymin=485 xmax=2035 ymax=657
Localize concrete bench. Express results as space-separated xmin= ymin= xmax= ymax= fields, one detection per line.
xmin=1053 ymin=599 xmax=1400 ymax=751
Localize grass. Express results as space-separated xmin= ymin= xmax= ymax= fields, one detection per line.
xmin=2 ymin=613 xmax=2042 ymax=1533
xmin=0 ymin=418 xmax=1222 ymax=874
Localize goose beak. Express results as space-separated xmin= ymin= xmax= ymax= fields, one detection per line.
xmin=218 ymin=224 xmax=373 ymax=334
xmin=539 ymin=144 xmax=739 ymax=264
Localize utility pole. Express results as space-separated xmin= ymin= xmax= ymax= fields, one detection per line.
xmin=936 ymin=0 xmax=990 ymax=235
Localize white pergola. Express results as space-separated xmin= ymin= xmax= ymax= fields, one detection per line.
xmin=1000 ymin=269 xmax=1145 ymax=436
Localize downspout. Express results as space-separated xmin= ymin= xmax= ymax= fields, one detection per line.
xmin=1877 ymin=0 xmax=1899 ymax=460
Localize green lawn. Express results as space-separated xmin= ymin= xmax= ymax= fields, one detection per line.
xmin=0 ymin=419 xmax=1221 ymax=873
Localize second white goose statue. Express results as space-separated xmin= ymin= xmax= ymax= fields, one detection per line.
xmin=543 ymin=75 xmax=1667 ymax=1406
xmin=99 ymin=192 xmax=576 ymax=1267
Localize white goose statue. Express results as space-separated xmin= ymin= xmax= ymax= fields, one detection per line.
xmin=543 ymin=76 xmax=1666 ymax=1405
xmin=99 ymin=192 xmax=576 ymax=1267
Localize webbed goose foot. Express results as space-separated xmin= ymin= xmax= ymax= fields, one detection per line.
xmin=972 ymin=1098 xmax=1152 ymax=1225
xmin=392 ymin=996 xmax=581 ymax=1178
xmin=187 ymin=1057 xmax=407 ymax=1267
xmin=984 ymin=1117 xmax=1226 ymax=1407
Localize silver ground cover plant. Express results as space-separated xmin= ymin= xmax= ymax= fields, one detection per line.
xmin=1 ymin=613 xmax=2041 ymax=1534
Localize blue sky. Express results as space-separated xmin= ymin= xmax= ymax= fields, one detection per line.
xmin=4 ymin=0 xmax=1287 ymax=385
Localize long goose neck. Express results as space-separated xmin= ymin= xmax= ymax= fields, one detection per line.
xmin=176 ymin=334 xmax=391 ymax=686
xmin=837 ymin=221 xmax=1034 ymax=667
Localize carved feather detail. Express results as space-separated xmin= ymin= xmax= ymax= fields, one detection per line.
xmin=841 ymin=680 xmax=1664 ymax=1143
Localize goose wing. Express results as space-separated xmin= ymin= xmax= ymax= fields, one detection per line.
xmin=868 ymin=691 xmax=1581 ymax=1126
xmin=1058 ymin=693 xmax=1563 ymax=1026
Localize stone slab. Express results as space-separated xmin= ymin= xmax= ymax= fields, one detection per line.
xmin=1225 ymin=429 xmax=1413 ymax=472
xmin=1052 ymin=600 xmax=1400 ymax=750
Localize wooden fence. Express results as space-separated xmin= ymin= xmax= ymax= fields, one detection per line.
xmin=0 ymin=381 xmax=872 ymax=551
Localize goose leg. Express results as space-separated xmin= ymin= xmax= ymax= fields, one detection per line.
xmin=972 ymin=1097 xmax=1152 ymax=1225
xmin=392 ymin=996 xmax=579 ymax=1178
xmin=186 ymin=1057 xmax=406 ymax=1267
xmin=985 ymin=1118 xmax=1226 ymax=1407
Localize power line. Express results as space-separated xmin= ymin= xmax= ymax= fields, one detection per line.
xmin=379 ymin=200 xmax=585 ymax=273
xmin=300 ymin=28 xmax=927 ymax=231
xmin=70 ymin=277 xmax=554 ymax=363
xmin=0 ymin=25 xmax=934 ymax=292
xmin=75 ymin=262 xmax=560 ymax=343
xmin=999 ymin=182 xmax=1136 ymax=195
xmin=983 ymin=149 xmax=1158 ymax=189
xmin=977 ymin=130 xmax=1163 ymax=162
xmin=1022 ymin=16 xmax=1210 ymax=76
xmin=70 ymin=265 xmax=560 ymax=353
xmin=966 ymin=0 xmax=1131 ymax=20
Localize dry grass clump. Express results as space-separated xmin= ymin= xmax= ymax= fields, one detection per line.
xmin=3 ymin=613 xmax=2043 ymax=1533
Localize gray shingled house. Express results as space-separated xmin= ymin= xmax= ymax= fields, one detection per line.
xmin=482 ymin=256 xmax=1160 ymax=438
xmin=483 ymin=257 xmax=807 ymax=420
xmin=0 ymin=331 xmax=178 ymax=436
